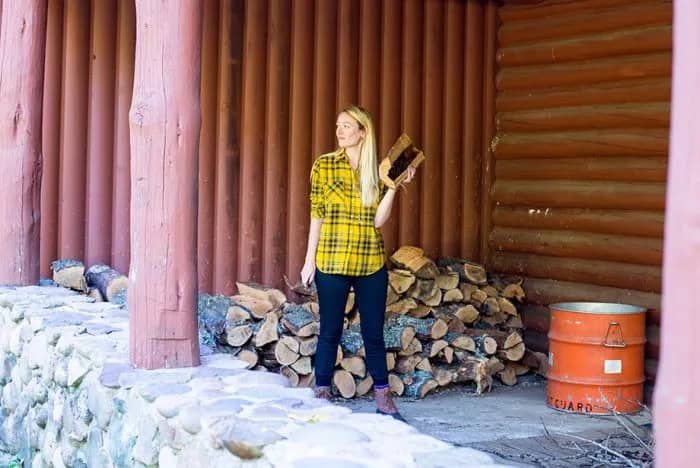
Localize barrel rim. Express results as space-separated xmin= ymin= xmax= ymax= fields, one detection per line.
xmin=550 ymin=302 xmax=646 ymax=315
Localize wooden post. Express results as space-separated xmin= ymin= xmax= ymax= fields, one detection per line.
xmin=654 ymin=0 xmax=700 ymax=465
xmin=0 ymin=1 xmax=48 ymax=285
xmin=128 ymin=0 xmax=202 ymax=369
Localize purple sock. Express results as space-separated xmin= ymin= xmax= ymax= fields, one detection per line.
xmin=374 ymin=384 xmax=389 ymax=390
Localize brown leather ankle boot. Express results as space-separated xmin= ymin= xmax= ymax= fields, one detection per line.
xmin=374 ymin=386 xmax=406 ymax=422
xmin=314 ymin=385 xmax=332 ymax=400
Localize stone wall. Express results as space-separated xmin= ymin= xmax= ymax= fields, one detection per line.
xmin=0 ymin=286 xmax=504 ymax=467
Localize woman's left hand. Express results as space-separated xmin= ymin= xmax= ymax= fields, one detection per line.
xmin=403 ymin=166 xmax=416 ymax=184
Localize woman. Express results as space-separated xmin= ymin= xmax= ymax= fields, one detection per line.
xmin=301 ymin=105 xmax=415 ymax=421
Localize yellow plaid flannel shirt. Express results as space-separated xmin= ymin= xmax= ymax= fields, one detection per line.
xmin=310 ymin=149 xmax=387 ymax=276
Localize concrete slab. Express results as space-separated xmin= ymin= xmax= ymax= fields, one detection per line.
xmin=337 ymin=379 xmax=652 ymax=466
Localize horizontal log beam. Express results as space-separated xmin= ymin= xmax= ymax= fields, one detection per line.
xmin=495 ymin=156 xmax=667 ymax=182
xmin=496 ymin=102 xmax=669 ymax=132
xmin=491 ymin=251 xmax=661 ymax=293
xmin=499 ymin=2 xmax=672 ymax=46
xmin=493 ymin=180 xmax=666 ymax=210
xmin=521 ymin=277 xmax=661 ymax=325
xmin=519 ymin=303 xmax=550 ymax=335
xmin=498 ymin=0 xmax=649 ymax=23
xmin=493 ymin=206 xmax=665 ymax=238
xmin=497 ymin=53 xmax=670 ymax=91
xmin=497 ymin=77 xmax=670 ymax=112
xmin=498 ymin=25 xmax=671 ymax=67
xmin=490 ymin=226 xmax=663 ymax=266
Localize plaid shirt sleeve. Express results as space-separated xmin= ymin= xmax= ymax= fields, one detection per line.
xmin=309 ymin=159 xmax=325 ymax=219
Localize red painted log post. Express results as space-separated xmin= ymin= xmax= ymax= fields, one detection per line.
xmin=0 ymin=1 xmax=48 ymax=285
xmin=128 ymin=0 xmax=202 ymax=369
xmin=654 ymin=0 xmax=700 ymax=465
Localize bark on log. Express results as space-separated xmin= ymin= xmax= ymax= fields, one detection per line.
xmin=281 ymin=304 xmax=319 ymax=336
xmin=383 ymin=323 xmax=417 ymax=351
xmin=401 ymin=370 xmax=439 ymax=399
xmin=341 ymin=328 xmax=365 ymax=356
xmin=85 ymin=264 xmax=128 ymax=301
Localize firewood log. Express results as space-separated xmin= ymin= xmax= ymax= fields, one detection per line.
xmin=426 ymin=339 xmax=449 ymax=358
xmin=401 ymin=370 xmax=438 ymax=399
xmin=497 ymin=342 xmax=526 ymax=362
xmin=281 ymin=304 xmax=319 ymax=337
xmin=341 ymin=328 xmax=364 ymax=356
xmin=522 ymin=349 xmax=549 ymax=376
xmin=51 ymin=259 xmax=88 ymax=292
xmin=386 ymin=286 xmax=400 ymax=305
xmin=390 ymin=316 xmax=448 ymax=340
xmin=497 ymin=366 xmax=517 ymax=386
xmin=390 ymin=246 xmax=439 ymax=279
xmin=459 ymin=282 xmax=478 ymax=300
xmin=416 ymin=357 xmax=432 ymax=372
xmin=388 ymin=269 xmax=416 ymax=294
xmin=461 ymin=330 xmax=498 ymax=355
xmin=442 ymin=288 xmax=464 ymax=302
xmin=470 ymin=289 xmax=488 ymax=306
xmin=280 ymin=366 xmax=299 ymax=386
xmin=297 ymin=336 xmax=318 ymax=356
xmin=236 ymin=282 xmax=287 ymax=308
xmin=355 ymin=375 xmax=374 ymax=397
xmin=341 ymin=356 xmax=367 ymax=378
xmin=388 ymin=373 xmax=405 ymax=396
xmin=302 ymin=301 xmax=320 ymax=320
xmin=398 ymin=338 xmax=423 ymax=356
xmin=298 ymin=372 xmax=316 ymax=388
xmin=498 ymin=297 xmax=518 ymax=316
xmin=386 ymin=298 xmax=418 ymax=315
xmin=502 ymin=283 xmax=525 ymax=302
xmin=438 ymin=259 xmax=487 ymax=285
xmin=396 ymin=355 xmax=423 ymax=374
xmin=237 ymin=348 xmax=259 ymax=369
xmin=254 ymin=313 xmax=279 ymax=347
xmin=432 ymin=366 xmax=454 ymax=386
xmin=505 ymin=314 xmax=524 ymax=329
xmin=85 ymin=264 xmax=128 ymax=301
xmin=434 ymin=303 xmax=479 ymax=325
xmin=386 ymin=352 xmax=396 ymax=371
xmin=383 ymin=323 xmax=417 ymax=351
xmin=481 ymin=285 xmax=498 ymax=298
xmin=444 ymin=333 xmax=476 ymax=352
xmin=336 ymin=346 xmax=344 ymax=366
xmin=440 ymin=346 xmax=455 ymax=364
xmin=486 ymin=356 xmax=505 ymax=376
xmin=274 ymin=336 xmax=300 ymax=366
xmin=507 ymin=362 xmax=531 ymax=376
xmin=291 ymin=356 xmax=313 ymax=375
xmin=231 ymin=295 xmax=273 ymax=319
xmin=431 ymin=309 xmax=466 ymax=334
xmin=379 ymin=134 xmax=426 ymax=189
xmin=435 ymin=271 xmax=459 ymax=290
xmin=407 ymin=305 xmax=433 ymax=318
xmin=410 ymin=279 xmax=442 ymax=306
xmin=225 ymin=321 xmax=253 ymax=347
xmin=452 ymin=356 xmax=491 ymax=394
xmin=226 ymin=303 xmax=252 ymax=321
xmin=333 ymin=369 xmax=356 ymax=398
xmin=482 ymin=297 xmax=500 ymax=316
xmin=345 ymin=292 xmax=355 ymax=314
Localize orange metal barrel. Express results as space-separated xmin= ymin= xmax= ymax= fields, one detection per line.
xmin=547 ymin=302 xmax=646 ymax=414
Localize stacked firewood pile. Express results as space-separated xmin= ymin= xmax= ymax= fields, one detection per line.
xmin=199 ymin=246 xmax=549 ymax=399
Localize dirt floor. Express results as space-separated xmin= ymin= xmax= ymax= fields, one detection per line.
xmin=338 ymin=377 xmax=653 ymax=467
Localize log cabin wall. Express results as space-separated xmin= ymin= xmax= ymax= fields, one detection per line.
xmin=38 ymin=0 xmax=489 ymax=293
xmin=489 ymin=0 xmax=672 ymax=388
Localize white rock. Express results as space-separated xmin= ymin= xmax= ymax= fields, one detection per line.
xmin=159 ymin=446 xmax=178 ymax=468
xmin=155 ymin=394 xmax=192 ymax=418
xmin=26 ymin=333 xmax=49 ymax=369
xmin=67 ymin=354 xmax=91 ymax=386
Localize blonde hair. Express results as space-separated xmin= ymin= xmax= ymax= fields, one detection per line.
xmin=340 ymin=105 xmax=380 ymax=207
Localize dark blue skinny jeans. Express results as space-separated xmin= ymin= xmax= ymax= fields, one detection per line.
xmin=314 ymin=265 xmax=389 ymax=387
